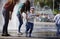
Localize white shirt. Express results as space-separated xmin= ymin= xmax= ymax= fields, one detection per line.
xmin=22 ymin=12 xmax=27 ymax=25
xmin=27 ymin=13 xmax=35 ymax=23
xmin=54 ymin=14 xmax=60 ymax=24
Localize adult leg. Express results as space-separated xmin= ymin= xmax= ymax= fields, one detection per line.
xmin=58 ymin=24 xmax=60 ymax=35
xmin=2 ymin=9 xmax=10 ymax=36
xmin=56 ymin=24 xmax=60 ymax=36
xmin=17 ymin=14 xmax=23 ymax=33
xmin=3 ymin=17 xmax=9 ymax=34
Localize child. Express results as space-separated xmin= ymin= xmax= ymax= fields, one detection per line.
xmin=21 ymin=12 xmax=27 ymax=31
xmin=26 ymin=7 xmax=39 ymax=37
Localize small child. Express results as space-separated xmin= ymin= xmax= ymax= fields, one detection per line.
xmin=22 ymin=12 xmax=27 ymax=26
xmin=26 ymin=7 xmax=39 ymax=37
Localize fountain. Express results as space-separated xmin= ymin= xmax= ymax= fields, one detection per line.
xmin=34 ymin=1 xmax=56 ymax=33
xmin=35 ymin=1 xmax=54 ymax=22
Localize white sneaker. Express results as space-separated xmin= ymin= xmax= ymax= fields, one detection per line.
xmin=18 ymin=32 xmax=23 ymax=35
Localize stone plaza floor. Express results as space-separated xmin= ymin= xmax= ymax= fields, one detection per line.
xmin=0 ymin=32 xmax=60 ymax=39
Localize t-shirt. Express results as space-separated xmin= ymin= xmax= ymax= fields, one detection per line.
xmin=54 ymin=14 xmax=60 ymax=24
xmin=27 ymin=12 xmax=36 ymax=23
xmin=13 ymin=3 xmax=24 ymax=15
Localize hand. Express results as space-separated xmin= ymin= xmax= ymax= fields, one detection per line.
xmin=9 ymin=13 xmax=12 ymax=20
xmin=9 ymin=16 xmax=12 ymax=20
xmin=9 ymin=11 xmax=12 ymax=20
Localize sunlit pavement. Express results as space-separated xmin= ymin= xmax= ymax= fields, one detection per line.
xmin=0 ymin=22 xmax=59 ymax=39
xmin=0 ymin=31 xmax=60 ymax=39
xmin=0 ymin=17 xmax=59 ymax=39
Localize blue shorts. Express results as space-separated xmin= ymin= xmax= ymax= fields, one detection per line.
xmin=26 ymin=22 xmax=34 ymax=30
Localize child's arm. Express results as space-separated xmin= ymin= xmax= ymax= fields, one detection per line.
xmin=31 ymin=14 xmax=39 ymax=17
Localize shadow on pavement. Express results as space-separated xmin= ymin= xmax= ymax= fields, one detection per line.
xmin=27 ymin=36 xmax=60 ymax=39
